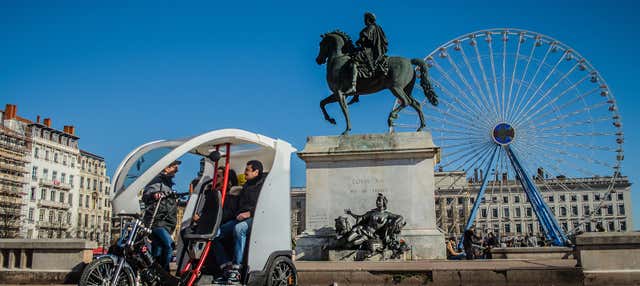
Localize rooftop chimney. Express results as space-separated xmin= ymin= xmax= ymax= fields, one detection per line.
xmin=69 ymin=126 xmax=75 ymax=135
xmin=63 ymin=125 xmax=76 ymax=135
xmin=36 ymin=115 xmax=41 ymax=123
xmin=43 ymin=118 xmax=51 ymax=127
xmin=4 ymin=104 xmax=16 ymax=120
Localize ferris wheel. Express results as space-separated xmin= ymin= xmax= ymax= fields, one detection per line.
xmin=392 ymin=28 xmax=625 ymax=245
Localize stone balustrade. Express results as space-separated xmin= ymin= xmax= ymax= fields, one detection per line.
xmin=0 ymin=239 xmax=96 ymax=284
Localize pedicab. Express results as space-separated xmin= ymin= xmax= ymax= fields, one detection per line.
xmin=78 ymin=129 xmax=297 ymax=286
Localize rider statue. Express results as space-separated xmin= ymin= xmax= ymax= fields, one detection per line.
xmin=344 ymin=12 xmax=389 ymax=95
xmin=333 ymin=193 xmax=408 ymax=258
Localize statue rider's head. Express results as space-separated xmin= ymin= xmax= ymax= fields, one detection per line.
xmin=364 ymin=12 xmax=376 ymax=26
xmin=376 ymin=193 xmax=388 ymax=210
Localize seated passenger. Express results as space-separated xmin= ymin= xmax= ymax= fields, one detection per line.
xmin=192 ymin=167 xmax=239 ymax=234
xmin=214 ymin=160 xmax=265 ymax=284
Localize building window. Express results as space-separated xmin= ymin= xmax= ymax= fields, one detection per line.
xmin=617 ymin=193 xmax=624 ymax=201
xmin=503 ymin=196 xmax=508 ymax=204
xmin=594 ymin=193 xmax=600 ymax=201
xmin=68 ymin=193 xmax=73 ymax=206
xmin=59 ymin=192 xmax=64 ymax=203
xmin=607 ymin=205 xmax=614 ymax=215
xmin=39 ymin=210 xmax=45 ymax=221
xmin=79 ymin=194 xmax=83 ymax=207
xmin=514 ymin=196 xmax=520 ymax=203
xmin=583 ymin=205 xmax=590 ymax=216
xmin=30 ymin=187 xmax=36 ymax=201
xmin=93 ymin=179 xmax=97 ymax=191
xmin=45 ymin=150 xmax=50 ymax=161
xmin=50 ymin=190 xmax=55 ymax=201
xmin=61 ymin=173 xmax=66 ymax=184
xmin=620 ymin=221 xmax=627 ymax=231
xmin=515 ymin=207 xmax=521 ymax=218
xmin=582 ymin=194 xmax=589 ymax=201
xmin=527 ymin=223 xmax=534 ymax=234
xmin=63 ymin=155 xmax=67 ymax=166
xmin=562 ymin=222 xmax=568 ymax=231
xmin=516 ymin=223 xmax=522 ymax=233
xmin=32 ymin=167 xmax=38 ymax=181
xmin=585 ymin=223 xmax=592 ymax=232
xmin=608 ymin=221 xmax=615 ymax=231
xmin=85 ymin=196 xmax=89 ymax=208
xmin=526 ymin=207 xmax=532 ymax=217
xmin=84 ymin=214 xmax=88 ymax=227
xmin=481 ymin=208 xmax=487 ymax=218
xmin=80 ymin=177 xmax=84 ymax=188
xmin=69 ymin=175 xmax=74 ymax=187
xmin=40 ymin=189 xmax=46 ymax=200
xmin=504 ymin=223 xmax=511 ymax=234
xmin=548 ymin=195 xmax=554 ymax=202
xmin=559 ymin=195 xmax=566 ymax=202
xmin=99 ymin=181 xmax=103 ymax=193
xmin=470 ymin=197 xmax=475 ymax=204
xmin=28 ymin=208 xmax=34 ymax=222
xmin=43 ymin=168 xmax=48 ymax=180
xmin=52 ymin=171 xmax=57 ymax=181
xmin=54 ymin=153 xmax=59 ymax=163
xmin=457 ymin=197 xmax=464 ymax=204
xmin=503 ymin=207 xmax=510 ymax=218
xmin=560 ymin=207 xmax=567 ymax=217
xmin=571 ymin=195 xmax=577 ymax=202
xmin=492 ymin=208 xmax=498 ymax=218
xmin=571 ymin=206 xmax=578 ymax=216
xmin=49 ymin=211 xmax=54 ymax=222
xmin=618 ymin=204 xmax=625 ymax=215
xmin=35 ymin=147 xmax=40 ymax=158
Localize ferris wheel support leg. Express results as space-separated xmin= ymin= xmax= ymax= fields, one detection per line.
xmin=459 ymin=145 xmax=499 ymax=249
xmin=505 ymin=146 xmax=568 ymax=246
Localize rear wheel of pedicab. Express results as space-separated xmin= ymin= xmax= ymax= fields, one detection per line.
xmin=266 ymin=256 xmax=297 ymax=286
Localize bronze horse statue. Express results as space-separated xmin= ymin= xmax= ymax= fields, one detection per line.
xmin=316 ymin=30 xmax=438 ymax=135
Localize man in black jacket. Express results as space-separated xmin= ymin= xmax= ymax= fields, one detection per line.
xmin=141 ymin=160 xmax=181 ymax=271
xmin=213 ymin=160 xmax=265 ymax=284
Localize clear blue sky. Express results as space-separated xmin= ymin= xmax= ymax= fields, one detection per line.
xmin=2 ymin=1 xmax=638 ymax=229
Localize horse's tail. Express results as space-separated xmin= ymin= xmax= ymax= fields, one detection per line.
xmin=411 ymin=58 xmax=438 ymax=106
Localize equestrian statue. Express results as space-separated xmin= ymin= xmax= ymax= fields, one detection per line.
xmin=316 ymin=12 xmax=438 ymax=135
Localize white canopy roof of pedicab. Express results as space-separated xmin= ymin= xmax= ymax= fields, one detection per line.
xmin=110 ymin=128 xmax=296 ymax=216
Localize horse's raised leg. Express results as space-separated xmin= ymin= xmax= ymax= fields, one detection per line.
xmin=407 ymin=96 xmax=426 ymax=131
xmin=388 ymin=87 xmax=410 ymax=128
xmin=337 ymin=92 xmax=351 ymax=135
xmin=320 ymin=94 xmax=338 ymax=125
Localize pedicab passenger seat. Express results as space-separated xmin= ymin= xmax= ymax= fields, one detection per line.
xmin=183 ymin=181 xmax=223 ymax=241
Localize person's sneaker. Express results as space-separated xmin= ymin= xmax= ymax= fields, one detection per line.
xmin=213 ymin=263 xmax=231 ymax=284
xmin=226 ymin=264 xmax=241 ymax=285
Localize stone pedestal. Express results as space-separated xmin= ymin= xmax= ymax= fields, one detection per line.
xmin=295 ymin=132 xmax=445 ymax=260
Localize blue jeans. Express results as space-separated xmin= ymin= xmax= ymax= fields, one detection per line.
xmin=214 ymin=218 xmax=253 ymax=266
xmin=151 ymin=227 xmax=173 ymax=271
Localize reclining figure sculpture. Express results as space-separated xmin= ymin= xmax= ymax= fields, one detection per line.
xmin=331 ymin=193 xmax=409 ymax=259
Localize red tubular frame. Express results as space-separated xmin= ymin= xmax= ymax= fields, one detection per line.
xmin=185 ymin=143 xmax=231 ymax=286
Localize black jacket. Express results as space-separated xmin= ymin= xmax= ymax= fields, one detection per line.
xmin=237 ymin=174 xmax=266 ymax=217
xmin=142 ymin=173 xmax=178 ymax=233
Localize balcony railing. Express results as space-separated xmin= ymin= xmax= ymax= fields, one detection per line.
xmin=0 ymin=151 xmax=29 ymax=162
xmin=37 ymin=200 xmax=71 ymax=210
xmin=38 ymin=179 xmax=72 ymax=190
xmin=0 ymin=173 xmax=28 ymax=184
xmin=0 ymin=161 xmax=28 ymax=174
xmin=36 ymin=220 xmax=72 ymax=229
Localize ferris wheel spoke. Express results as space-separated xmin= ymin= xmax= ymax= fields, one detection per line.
xmin=509 ymin=39 xmax=538 ymax=125
xmin=534 ymin=138 xmax=617 ymax=152
xmin=487 ymin=34 xmax=503 ymax=121
xmin=440 ymin=141 xmax=494 ymax=169
xmin=431 ymin=78 xmax=497 ymax=127
xmin=473 ymin=41 xmax=501 ymax=118
xmin=505 ymin=32 xmax=524 ymax=125
xmin=458 ymin=45 xmax=500 ymax=118
xmin=524 ymin=86 xmax=600 ymax=126
xmin=518 ymin=138 xmax=614 ymax=169
xmin=512 ymin=43 xmax=554 ymax=122
xmin=432 ymin=61 xmax=487 ymax=117
xmin=513 ymin=61 xmax=580 ymax=126
xmin=424 ymin=114 xmax=486 ymax=134
xmin=531 ymin=100 xmax=608 ymax=129
xmin=453 ymin=142 xmax=496 ymax=171
xmin=514 ymin=73 xmax=591 ymax=126
xmin=534 ymin=116 xmax=611 ymax=133
xmin=501 ymin=33 xmax=508 ymax=122
xmin=444 ymin=51 xmax=492 ymax=116
xmin=511 ymin=49 xmax=568 ymax=123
